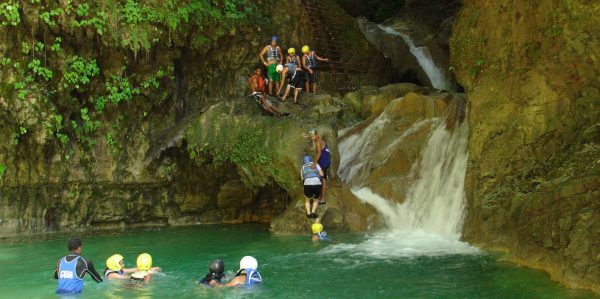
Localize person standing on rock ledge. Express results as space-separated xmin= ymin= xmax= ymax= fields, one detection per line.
xmin=301 ymin=45 xmax=328 ymax=95
xmin=54 ymin=237 xmax=103 ymax=294
xmin=310 ymin=128 xmax=331 ymax=204
xmin=258 ymin=36 xmax=283 ymax=96
xmin=302 ymin=155 xmax=325 ymax=218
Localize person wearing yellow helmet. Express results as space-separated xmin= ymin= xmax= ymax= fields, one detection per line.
xmin=311 ymin=220 xmax=329 ymax=241
xmin=130 ymin=253 xmax=162 ymax=283
xmin=286 ymin=47 xmax=300 ymax=67
xmin=259 ymin=36 xmax=284 ymax=96
xmin=104 ymin=254 xmax=142 ymax=280
xmin=301 ymin=45 xmax=328 ymax=95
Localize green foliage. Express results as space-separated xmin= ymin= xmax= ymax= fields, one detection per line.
xmin=0 ymin=1 xmax=20 ymax=26
xmin=41 ymin=8 xmax=62 ymax=26
xmin=63 ymin=56 xmax=100 ymax=89
xmin=50 ymin=37 xmax=61 ymax=52
xmin=191 ymin=116 xmax=271 ymax=166
xmin=0 ymin=163 xmax=6 ymax=178
xmin=105 ymin=74 xmax=140 ymax=105
xmin=27 ymin=59 xmax=53 ymax=81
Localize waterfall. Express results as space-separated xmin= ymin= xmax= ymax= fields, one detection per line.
xmin=329 ymin=108 xmax=475 ymax=257
xmin=378 ymin=25 xmax=451 ymax=91
xmin=338 ymin=108 xmax=470 ymax=237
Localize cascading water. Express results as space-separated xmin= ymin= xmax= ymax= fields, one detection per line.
xmin=378 ymin=25 xmax=452 ymax=91
xmin=325 ymin=98 xmax=477 ymax=257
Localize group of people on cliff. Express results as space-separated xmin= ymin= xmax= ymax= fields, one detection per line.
xmin=53 ymin=237 xmax=262 ymax=294
xmin=249 ymin=35 xmax=329 ymax=117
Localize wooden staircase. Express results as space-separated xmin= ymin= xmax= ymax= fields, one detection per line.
xmin=301 ymin=0 xmax=361 ymax=91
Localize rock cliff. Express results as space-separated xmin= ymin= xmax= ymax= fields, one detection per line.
xmin=451 ymin=0 xmax=600 ymax=292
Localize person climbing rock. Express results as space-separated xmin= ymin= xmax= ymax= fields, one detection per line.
xmin=249 ymin=67 xmax=290 ymax=117
xmin=276 ymin=63 xmax=306 ymax=104
xmin=199 ymin=259 xmax=225 ymax=286
xmin=53 ymin=237 xmax=103 ymax=294
xmin=311 ymin=221 xmax=329 ymax=241
xmin=286 ymin=47 xmax=300 ymax=67
xmin=301 ymin=45 xmax=328 ymax=95
xmin=130 ymin=253 xmax=161 ymax=283
xmin=258 ymin=36 xmax=283 ymax=96
xmin=301 ymin=155 xmax=324 ymax=218
xmin=221 ymin=256 xmax=262 ymax=287
xmin=104 ymin=254 xmax=140 ymax=279
xmin=309 ymin=128 xmax=330 ymax=204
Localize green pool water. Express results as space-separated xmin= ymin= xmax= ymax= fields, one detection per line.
xmin=0 ymin=225 xmax=596 ymax=299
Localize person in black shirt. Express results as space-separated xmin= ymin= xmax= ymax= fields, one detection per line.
xmin=53 ymin=237 xmax=102 ymax=294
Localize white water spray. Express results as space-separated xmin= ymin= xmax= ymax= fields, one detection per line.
xmin=332 ymin=103 xmax=475 ymax=257
xmin=378 ymin=25 xmax=451 ymax=91
xmin=348 ymin=121 xmax=469 ymax=236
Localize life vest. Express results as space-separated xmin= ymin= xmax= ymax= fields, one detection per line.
xmin=56 ymin=256 xmax=84 ymax=294
xmin=200 ymin=272 xmax=224 ymax=285
xmin=249 ymin=75 xmax=265 ymax=93
xmin=267 ymin=46 xmax=280 ymax=62
xmin=318 ymin=143 xmax=331 ymax=168
xmin=315 ymin=231 xmax=328 ymax=240
xmin=288 ymin=55 xmax=299 ymax=66
xmin=243 ymin=269 xmax=262 ymax=285
xmin=105 ymin=269 xmax=124 ymax=278
xmin=302 ymin=163 xmax=320 ymax=181
xmin=305 ymin=52 xmax=317 ymax=69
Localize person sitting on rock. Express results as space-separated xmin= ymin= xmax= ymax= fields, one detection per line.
xmin=221 ymin=256 xmax=262 ymax=287
xmin=199 ymin=259 xmax=225 ymax=286
xmin=276 ymin=63 xmax=306 ymax=104
xmin=301 ymin=155 xmax=324 ymax=218
xmin=311 ymin=221 xmax=329 ymax=241
xmin=130 ymin=253 xmax=161 ymax=283
xmin=286 ymin=47 xmax=300 ymax=67
xmin=309 ymin=128 xmax=331 ymax=204
xmin=249 ymin=67 xmax=290 ymax=117
xmin=258 ymin=36 xmax=283 ymax=96
xmin=301 ymin=45 xmax=328 ymax=95
xmin=104 ymin=254 xmax=140 ymax=280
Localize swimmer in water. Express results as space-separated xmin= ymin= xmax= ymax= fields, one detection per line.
xmin=130 ymin=253 xmax=161 ymax=283
xmin=199 ymin=259 xmax=225 ymax=286
xmin=104 ymin=254 xmax=140 ymax=279
xmin=221 ymin=256 xmax=262 ymax=287
xmin=311 ymin=220 xmax=329 ymax=241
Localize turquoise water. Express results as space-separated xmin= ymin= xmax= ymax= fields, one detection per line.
xmin=0 ymin=225 xmax=597 ymax=299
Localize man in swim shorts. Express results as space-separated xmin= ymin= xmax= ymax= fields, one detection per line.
xmin=258 ymin=36 xmax=283 ymax=96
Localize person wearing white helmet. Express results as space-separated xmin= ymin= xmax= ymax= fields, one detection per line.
xmin=276 ymin=63 xmax=306 ymax=104
xmin=222 ymin=256 xmax=262 ymax=287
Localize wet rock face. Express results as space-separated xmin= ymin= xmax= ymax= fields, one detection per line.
xmin=452 ymin=0 xmax=600 ymax=292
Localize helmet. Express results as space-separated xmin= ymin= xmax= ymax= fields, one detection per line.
xmin=238 ymin=256 xmax=258 ymax=272
xmin=276 ymin=64 xmax=284 ymax=72
xmin=312 ymin=223 xmax=324 ymax=234
xmin=137 ymin=253 xmax=152 ymax=271
xmin=208 ymin=259 xmax=225 ymax=275
xmin=288 ymin=48 xmax=295 ymax=54
xmin=271 ymin=36 xmax=278 ymax=41
xmin=303 ymin=155 xmax=313 ymax=164
xmin=302 ymin=45 xmax=310 ymax=53
xmin=106 ymin=254 xmax=124 ymax=271
xmin=309 ymin=128 xmax=317 ymax=135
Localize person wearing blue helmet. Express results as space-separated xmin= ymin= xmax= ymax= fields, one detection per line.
xmin=301 ymin=155 xmax=324 ymax=218
xmin=259 ymin=36 xmax=283 ymax=96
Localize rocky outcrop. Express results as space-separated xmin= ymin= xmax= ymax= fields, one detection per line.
xmin=0 ymin=0 xmax=389 ymax=236
xmin=451 ymin=0 xmax=600 ymax=293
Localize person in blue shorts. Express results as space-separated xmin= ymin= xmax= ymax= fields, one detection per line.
xmin=310 ymin=128 xmax=331 ymax=204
